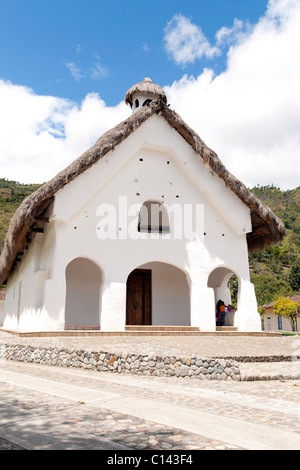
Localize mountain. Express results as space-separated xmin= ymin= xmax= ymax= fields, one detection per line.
xmin=0 ymin=179 xmax=299 ymax=305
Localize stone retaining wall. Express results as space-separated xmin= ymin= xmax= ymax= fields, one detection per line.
xmin=0 ymin=343 xmax=241 ymax=381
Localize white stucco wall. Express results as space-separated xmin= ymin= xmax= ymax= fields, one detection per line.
xmin=3 ymin=113 xmax=261 ymax=332
xmin=263 ymin=312 xmax=299 ymax=332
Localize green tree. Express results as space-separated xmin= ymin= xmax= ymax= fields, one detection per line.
xmin=289 ymin=265 xmax=300 ymax=291
xmin=273 ymin=297 xmax=299 ymax=331
xmin=251 ymin=273 xmax=292 ymax=306
xmin=228 ymin=274 xmax=238 ymax=309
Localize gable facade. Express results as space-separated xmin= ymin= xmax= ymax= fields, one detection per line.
xmin=0 ymin=79 xmax=285 ymax=333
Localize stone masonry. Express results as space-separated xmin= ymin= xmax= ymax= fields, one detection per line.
xmin=0 ymin=343 xmax=241 ymax=381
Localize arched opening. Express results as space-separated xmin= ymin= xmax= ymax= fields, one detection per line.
xmin=65 ymin=257 xmax=102 ymax=330
xmin=138 ymin=201 xmax=169 ymax=234
xmin=207 ymin=267 xmax=238 ymax=327
xmin=126 ymin=262 xmax=190 ymax=326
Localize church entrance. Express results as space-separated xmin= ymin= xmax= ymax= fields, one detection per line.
xmin=126 ymin=263 xmax=190 ymax=326
xmin=126 ymin=269 xmax=152 ymax=325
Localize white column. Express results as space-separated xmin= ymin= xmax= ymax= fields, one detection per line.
xmin=234 ymin=280 xmax=261 ymax=331
xmin=100 ymin=281 xmax=127 ymax=331
xmin=190 ymin=282 xmax=216 ymax=330
xmin=0 ymin=300 xmax=4 ymax=326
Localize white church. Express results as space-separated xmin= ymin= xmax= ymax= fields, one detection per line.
xmin=0 ymin=78 xmax=285 ymax=333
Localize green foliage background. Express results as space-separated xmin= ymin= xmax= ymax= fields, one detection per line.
xmin=0 ymin=178 xmax=41 ymax=253
xmin=0 ymin=178 xmax=299 ymax=305
xmin=249 ymin=185 xmax=300 ymax=305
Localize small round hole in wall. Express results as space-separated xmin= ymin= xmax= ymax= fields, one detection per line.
xmin=139 ymin=158 xmax=143 ymax=162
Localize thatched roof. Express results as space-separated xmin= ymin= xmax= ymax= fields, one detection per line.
xmin=0 ymin=98 xmax=285 ymax=285
xmin=125 ymin=77 xmax=167 ymax=107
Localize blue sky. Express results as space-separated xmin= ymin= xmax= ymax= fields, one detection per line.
xmin=0 ymin=0 xmax=267 ymax=105
xmin=0 ymin=0 xmax=299 ymax=189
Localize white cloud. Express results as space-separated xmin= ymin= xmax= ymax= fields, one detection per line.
xmin=141 ymin=42 xmax=150 ymax=53
xmin=215 ymin=18 xmax=250 ymax=46
xmin=164 ymin=14 xmax=220 ymax=66
xmin=164 ymin=0 xmax=300 ymax=190
xmin=0 ymin=80 xmax=129 ymax=183
xmin=65 ymin=52 xmax=109 ymax=81
xmin=164 ymin=13 xmax=252 ymax=66
xmin=90 ymin=61 xmax=109 ymax=80
xmin=65 ymin=62 xmax=83 ymax=82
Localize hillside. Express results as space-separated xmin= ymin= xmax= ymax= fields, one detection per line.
xmin=0 ymin=178 xmax=41 ymax=252
xmin=249 ymin=185 xmax=300 ymax=305
xmin=0 ymin=179 xmax=299 ymax=305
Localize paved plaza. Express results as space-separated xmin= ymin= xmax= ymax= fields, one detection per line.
xmin=0 ymin=331 xmax=300 ymax=451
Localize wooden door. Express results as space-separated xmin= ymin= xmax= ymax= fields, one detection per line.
xmin=126 ymin=269 xmax=151 ymax=325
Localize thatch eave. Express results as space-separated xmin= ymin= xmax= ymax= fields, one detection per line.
xmin=0 ymin=99 xmax=285 ymax=285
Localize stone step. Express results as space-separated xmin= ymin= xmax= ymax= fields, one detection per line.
xmin=63 ymin=325 xmax=238 ymax=333
xmin=125 ymin=325 xmax=200 ymax=332
xmin=65 ymin=325 xmax=100 ymax=331
xmin=216 ymin=326 xmax=238 ymax=332
xmin=1 ymin=327 xmax=281 ymax=337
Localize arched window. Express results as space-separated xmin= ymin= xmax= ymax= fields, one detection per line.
xmin=142 ymin=99 xmax=152 ymax=107
xmin=138 ymin=201 xmax=169 ymax=234
xmin=135 ymin=99 xmax=139 ymax=109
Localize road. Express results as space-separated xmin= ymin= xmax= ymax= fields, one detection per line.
xmin=0 ymin=359 xmax=299 ymax=451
